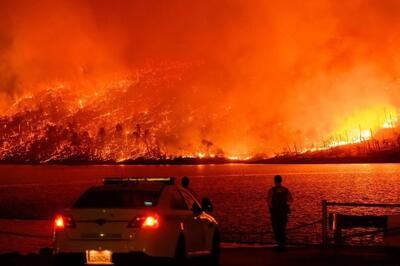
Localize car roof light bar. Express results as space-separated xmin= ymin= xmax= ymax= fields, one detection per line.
xmin=103 ymin=177 xmax=175 ymax=185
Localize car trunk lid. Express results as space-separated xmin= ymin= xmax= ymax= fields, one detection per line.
xmin=64 ymin=208 xmax=148 ymax=240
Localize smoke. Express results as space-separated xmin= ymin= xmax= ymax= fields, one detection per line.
xmin=1 ymin=0 xmax=400 ymax=156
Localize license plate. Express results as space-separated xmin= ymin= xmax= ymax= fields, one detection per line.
xmin=86 ymin=250 xmax=113 ymax=265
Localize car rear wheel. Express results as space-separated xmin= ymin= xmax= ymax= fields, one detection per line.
xmin=208 ymin=231 xmax=220 ymax=266
xmin=54 ymin=254 xmax=85 ymax=266
xmin=174 ymin=235 xmax=187 ymax=266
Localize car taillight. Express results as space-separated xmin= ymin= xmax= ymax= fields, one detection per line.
xmin=54 ymin=214 xmax=76 ymax=230
xmin=128 ymin=214 xmax=159 ymax=229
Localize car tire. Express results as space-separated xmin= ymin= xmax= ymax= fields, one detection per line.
xmin=173 ymin=235 xmax=187 ymax=266
xmin=208 ymin=231 xmax=220 ymax=266
xmin=54 ymin=254 xmax=68 ymax=266
xmin=54 ymin=254 xmax=83 ymax=266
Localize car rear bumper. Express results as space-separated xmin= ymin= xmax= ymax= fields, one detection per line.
xmin=53 ymin=237 xmax=175 ymax=258
xmin=54 ymin=252 xmax=172 ymax=265
xmin=54 ymin=239 xmax=135 ymax=253
xmin=54 ymin=228 xmax=179 ymax=258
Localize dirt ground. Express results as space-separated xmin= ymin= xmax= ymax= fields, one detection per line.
xmin=2 ymin=246 xmax=400 ymax=266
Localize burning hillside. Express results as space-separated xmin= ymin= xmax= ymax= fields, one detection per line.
xmin=1 ymin=0 xmax=400 ymax=163
xmin=1 ymin=65 xmax=399 ymax=163
xmin=0 ymin=63 xmax=229 ymax=163
xmin=266 ymin=108 xmax=400 ymax=163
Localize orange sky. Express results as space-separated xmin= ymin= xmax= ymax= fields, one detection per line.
xmin=1 ymin=0 xmax=400 ymax=156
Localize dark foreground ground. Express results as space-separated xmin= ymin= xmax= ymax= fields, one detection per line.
xmin=221 ymin=246 xmax=400 ymax=266
xmin=2 ymin=246 xmax=400 ymax=266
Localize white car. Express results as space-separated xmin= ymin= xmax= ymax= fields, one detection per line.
xmin=53 ymin=177 xmax=220 ymax=265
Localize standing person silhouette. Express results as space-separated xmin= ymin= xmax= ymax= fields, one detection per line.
xmin=181 ymin=176 xmax=200 ymax=201
xmin=267 ymin=175 xmax=293 ymax=250
xmin=181 ymin=176 xmax=190 ymax=188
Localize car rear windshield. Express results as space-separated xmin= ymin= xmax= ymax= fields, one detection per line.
xmin=73 ymin=189 xmax=161 ymax=209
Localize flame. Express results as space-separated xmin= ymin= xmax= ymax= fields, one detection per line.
xmin=304 ymin=106 xmax=399 ymax=152
xmin=383 ymin=116 xmax=398 ymax=129
xmin=1 ymin=77 xmax=399 ymax=162
xmin=1 ymin=1 xmax=400 ymax=162
xmin=0 ymin=70 xmax=399 ymax=162
xmin=78 ymin=99 xmax=84 ymax=108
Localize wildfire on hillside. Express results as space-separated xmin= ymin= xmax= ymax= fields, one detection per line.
xmin=1 ymin=0 xmax=400 ymax=162
xmin=0 ymin=63 xmax=210 ymax=162
xmin=0 ymin=67 xmax=398 ymax=163
xmin=310 ymin=108 xmax=399 ymax=151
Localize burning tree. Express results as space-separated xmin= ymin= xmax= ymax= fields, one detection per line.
xmin=0 ymin=63 xmax=206 ymax=163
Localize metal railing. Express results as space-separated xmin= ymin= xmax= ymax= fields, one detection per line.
xmin=221 ymin=219 xmax=322 ymax=245
xmin=3 ymin=201 xmax=400 ymax=247
xmin=0 ymin=218 xmax=322 ymax=245
xmin=321 ymin=200 xmax=400 ymax=246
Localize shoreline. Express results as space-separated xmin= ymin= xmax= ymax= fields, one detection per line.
xmin=0 ymin=156 xmax=399 ymax=165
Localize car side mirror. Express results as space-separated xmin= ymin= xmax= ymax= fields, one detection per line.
xmin=191 ymin=202 xmax=202 ymax=214
xmin=201 ymin=197 xmax=213 ymax=212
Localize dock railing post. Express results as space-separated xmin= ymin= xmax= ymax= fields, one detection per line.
xmin=322 ymin=200 xmax=328 ymax=246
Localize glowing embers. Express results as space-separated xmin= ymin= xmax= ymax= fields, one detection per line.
xmin=0 ymin=63 xmax=197 ymax=163
xmin=300 ymin=106 xmax=399 ymax=153
xmin=383 ymin=116 xmax=398 ymax=129
xmin=1 ymin=62 xmax=398 ymax=162
xmin=324 ymin=107 xmax=398 ymax=149
xmin=328 ymin=129 xmax=372 ymax=148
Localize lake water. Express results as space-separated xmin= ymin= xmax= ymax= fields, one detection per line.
xmin=1 ymin=163 xmax=400 ymax=253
